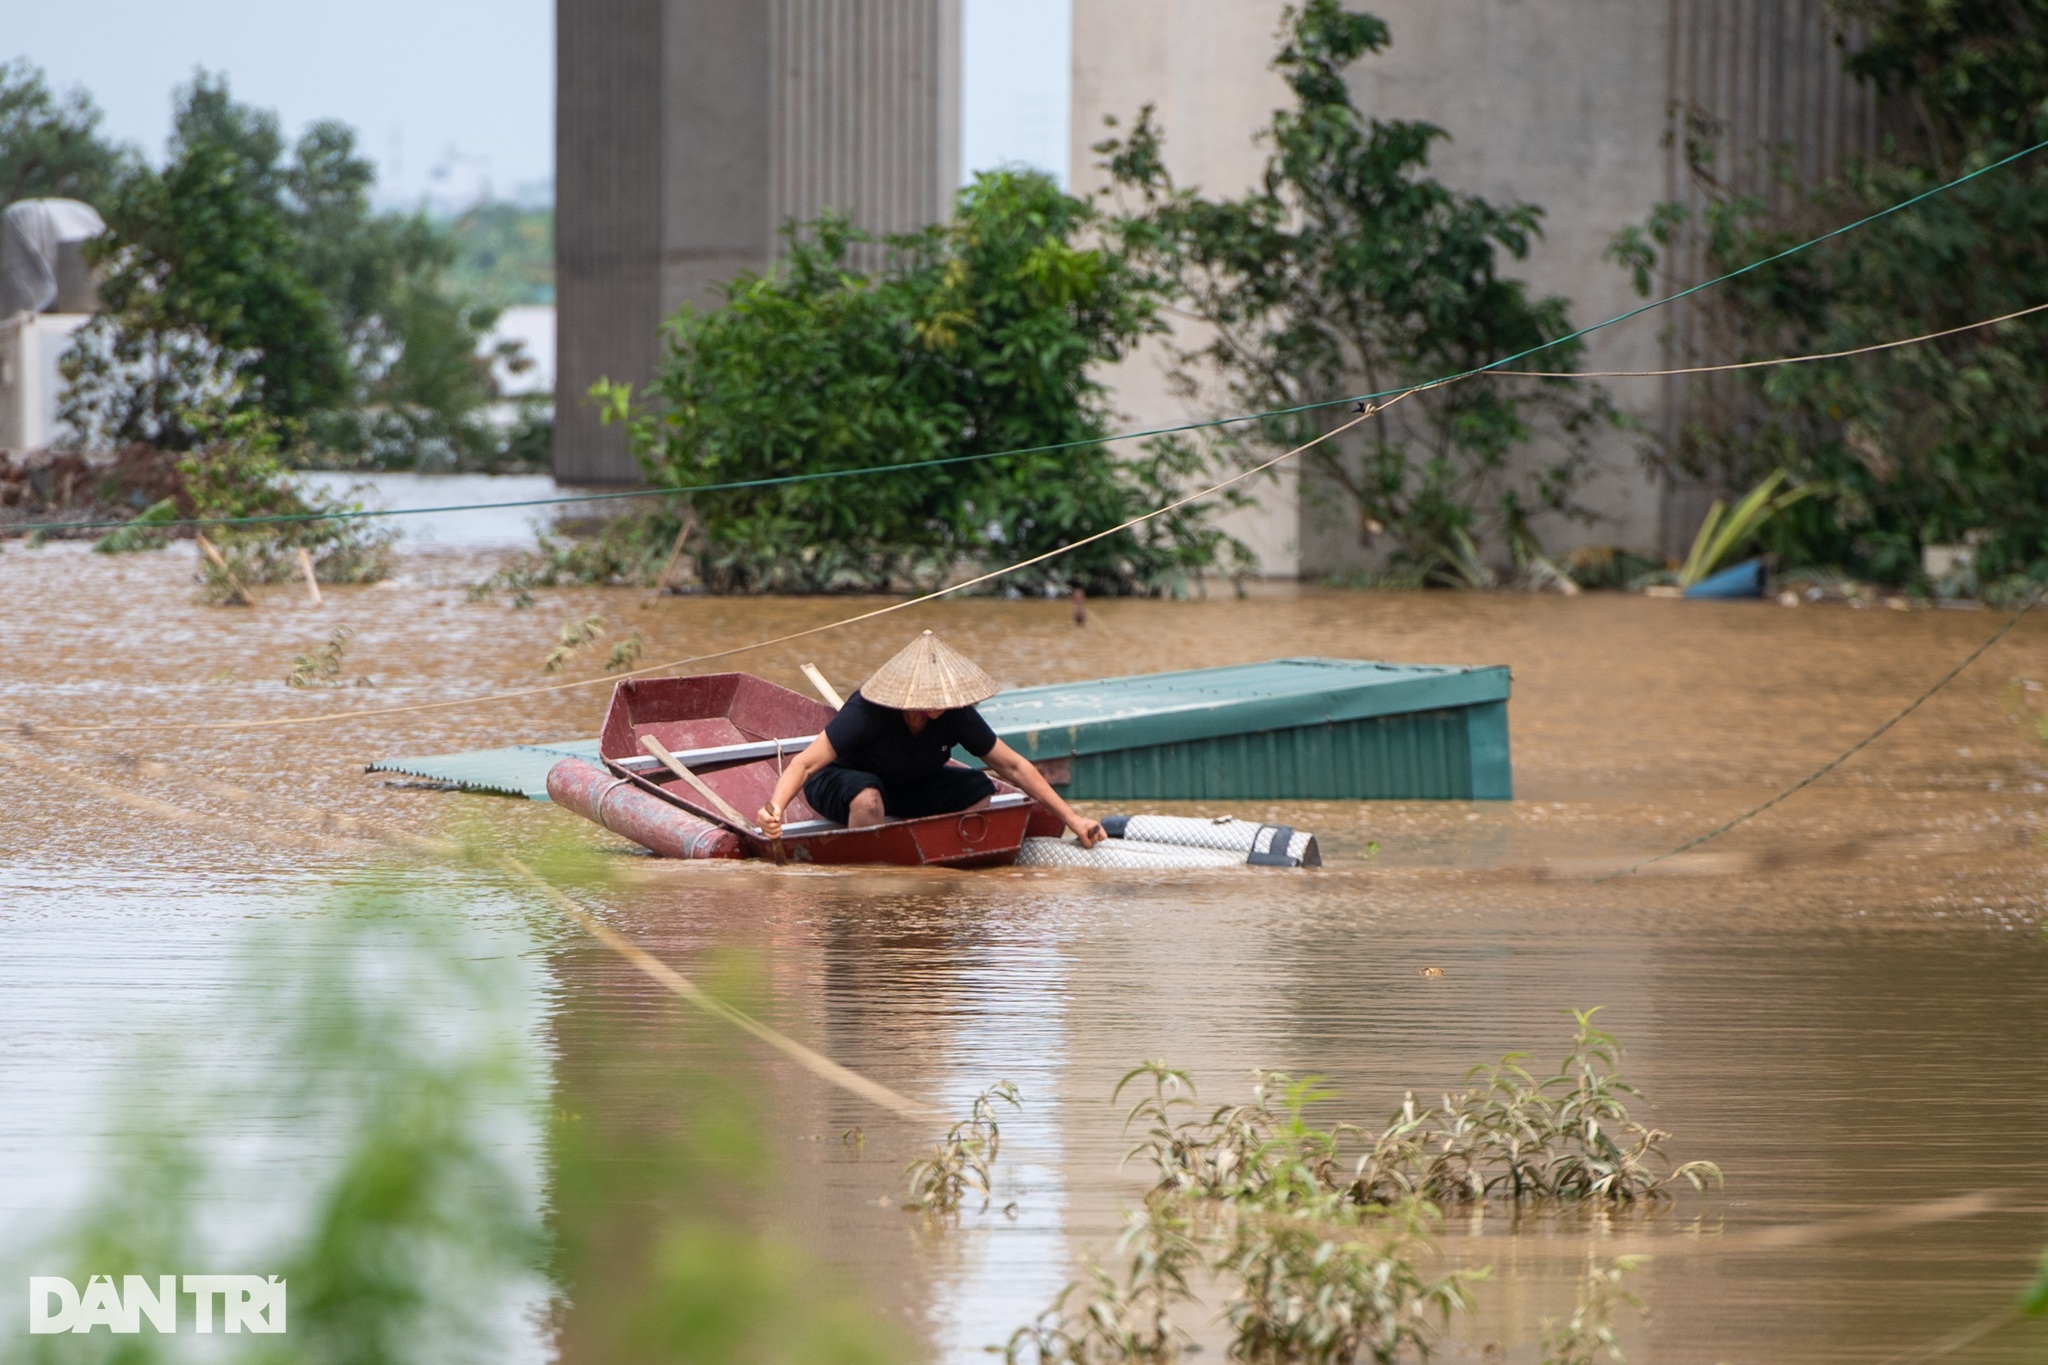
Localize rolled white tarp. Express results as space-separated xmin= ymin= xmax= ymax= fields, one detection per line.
xmin=1101 ymin=814 xmax=1320 ymax=867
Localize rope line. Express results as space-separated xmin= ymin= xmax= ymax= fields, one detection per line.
xmin=8 ymin=138 xmax=2043 ymax=541
xmin=1593 ymin=584 xmax=2048 ymax=883
xmin=20 ymin=402 xmax=1392 ymax=737
xmin=1496 ymin=299 xmax=2048 ymax=379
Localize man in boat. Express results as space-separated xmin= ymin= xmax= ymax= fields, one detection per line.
xmin=757 ymin=630 xmax=1106 ymax=847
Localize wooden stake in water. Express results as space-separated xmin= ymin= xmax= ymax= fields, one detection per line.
xmin=295 ymin=547 xmax=323 ymax=606
xmin=193 ymin=532 xmax=253 ymax=606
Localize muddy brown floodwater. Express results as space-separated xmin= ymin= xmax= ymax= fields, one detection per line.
xmin=3 ymin=539 xmax=2046 ymax=1362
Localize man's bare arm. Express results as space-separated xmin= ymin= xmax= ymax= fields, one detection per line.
xmin=758 ymin=733 xmax=837 ymax=837
xmin=983 ymin=740 xmax=1105 ymax=848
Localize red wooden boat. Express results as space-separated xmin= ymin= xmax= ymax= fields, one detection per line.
xmin=593 ymin=673 xmax=1056 ymax=868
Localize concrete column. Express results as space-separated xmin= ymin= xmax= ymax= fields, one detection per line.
xmin=555 ymin=0 xmax=960 ymax=486
xmin=1068 ymin=0 xmax=1876 ymax=573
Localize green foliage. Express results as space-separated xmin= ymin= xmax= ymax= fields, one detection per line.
xmin=1610 ymin=3 xmax=2048 ymax=584
xmin=1096 ymin=0 xmax=1611 ymax=583
xmin=445 ymin=202 xmax=554 ymax=308
xmin=604 ymin=633 xmax=644 ymax=673
xmin=178 ymin=409 xmax=396 ymax=600
xmin=606 ymin=169 xmax=1248 ymax=595
xmin=62 ymin=76 xmax=345 ymax=450
xmin=0 ymin=58 xmax=134 ymax=205
xmin=1013 ymin=1016 xmax=1715 ymax=1363
xmin=287 ymin=625 xmax=358 ymax=688
xmin=2022 ymin=1223 xmax=2048 ymax=1316
xmin=1677 ymin=468 xmax=1818 ymax=586
xmin=1222 ymin=1198 xmax=1473 ymax=1365
xmin=90 ymin=497 xmax=179 ymax=554
xmin=542 ymin=613 xmax=608 ymax=673
xmin=4 ymin=885 xmax=545 ymax=1365
xmin=284 ymin=123 xmax=513 ymax=471
xmin=1008 ymin=1207 xmax=1199 ymax=1363
xmin=902 ymin=1081 xmax=1022 ymax=1214
xmin=56 ymin=72 xmax=521 ymax=470
xmin=472 ymin=510 xmax=682 ymax=598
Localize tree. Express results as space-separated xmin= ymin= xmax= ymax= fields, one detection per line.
xmin=1606 ymin=1 xmax=2048 ymax=587
xmin=282 ymin=119 xmax=510 ymax=469
xmin=1095 ymin=0 xmax=1610 ymax=586
xmin=603 ymin=169 xmax=1246 ymax=595
xmin=61 ymin=76 xmax=344 ymax=449
xmin=0 ymin=58 xmax=133 ymax=207
xmin=60 ymin=73 xmax=512 ymax=466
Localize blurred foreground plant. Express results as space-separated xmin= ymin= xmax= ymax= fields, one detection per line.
xmin=5 ymin=855 xmax=902 ymax=1365
xmin=1538 ymin=1257 xmax=1648 ymax=1365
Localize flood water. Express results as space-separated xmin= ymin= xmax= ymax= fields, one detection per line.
xmin=2 ymin=532 xmax=2045 ymax=1361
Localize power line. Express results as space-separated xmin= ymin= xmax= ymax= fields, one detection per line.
xmin=8 ymin=136 xmax=2044 ymax=540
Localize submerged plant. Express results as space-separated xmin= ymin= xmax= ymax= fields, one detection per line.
xmin=1008 ymin=1206 xmax=1200 ymax=1364
xmin=542 ymin=614 xmax=608 ymax=674
xmin=1676 ymin=469 xmax=1819 ymax=588
xmin=604 ymin=633 xmax=644 ymax=674
xmin=1223 ymin=1198 xmax=1476 ymax=1365
xmin=1539 ymin=1256 xmax=1648 ymax=1365
xmin=178 ymin=409 xmax=397 ymax=604
xmin=902 ymin=1081 xmax=1021 ymax=1214
xmin=1011 ymin=1014 xmax=1718 ymax=1364
xmin=286 ymin=625 xmax=356 ymax=688
xmin=92 ymin=497 xmax=181 ymax=554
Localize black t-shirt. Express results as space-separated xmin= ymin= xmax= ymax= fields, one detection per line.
xmin=822 ymin=690 xmax=998 ymax=789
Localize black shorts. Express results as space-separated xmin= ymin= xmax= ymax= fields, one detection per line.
xmin=802 ymin=763 xmax=996 ymax=824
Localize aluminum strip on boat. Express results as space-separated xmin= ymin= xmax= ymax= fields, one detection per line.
xmin=612 ymin=734 xmax=822 ymax=773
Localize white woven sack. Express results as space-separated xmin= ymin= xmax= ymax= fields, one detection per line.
xmin=1015 ymin=837 xmax=1246 ymax=870
xmin=1117 ymin=815 xmax=1319 ymax=865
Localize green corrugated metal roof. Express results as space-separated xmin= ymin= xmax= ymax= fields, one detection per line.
xmin=365 ymin=658 xmax=1508 ymax=802
xmin=979 ymin=657 xmax=1509 ymax=763
xmin=367 ymin=740 xmax=600 ymax=800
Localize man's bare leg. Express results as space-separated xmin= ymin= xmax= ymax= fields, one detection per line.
xmin=847 ymin=788 xmax=886 ymax=828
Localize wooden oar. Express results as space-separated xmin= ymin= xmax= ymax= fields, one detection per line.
xmin=800 ymin=663 xmax=844 ymax=709
xmin=639 ymin=734 xmax=785 ymax=865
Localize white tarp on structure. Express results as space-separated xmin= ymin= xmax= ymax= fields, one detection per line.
xmin=0 ymin=200 xmax=105 ymax=318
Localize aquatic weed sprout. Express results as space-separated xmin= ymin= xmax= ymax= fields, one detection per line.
xmin=902 ymin=1081 xmax=1023 ymax=1214
xmin=541 ymin=613 xmax=608 ymax=673
xmin=285 ymin=625 xmax=357 ymax=688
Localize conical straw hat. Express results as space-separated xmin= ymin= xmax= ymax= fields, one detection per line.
xmin=860 ymin=630 xmax=1001 ymax=709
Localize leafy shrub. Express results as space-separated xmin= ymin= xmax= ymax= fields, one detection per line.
xmin=1096 ymin=0 xmax=1612 ymax=583
xmin=600 ymin=170 xmax=1249 ymax=596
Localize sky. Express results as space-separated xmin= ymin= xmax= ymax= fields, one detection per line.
xmin=9 ymin=0 xmax=1070 ymax=212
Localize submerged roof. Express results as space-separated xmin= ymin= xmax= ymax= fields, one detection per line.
xmin=982 ymin=657 xmax=1509 ymax=761
xmin=366 ymin=657 xmax=1508 ymax=801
